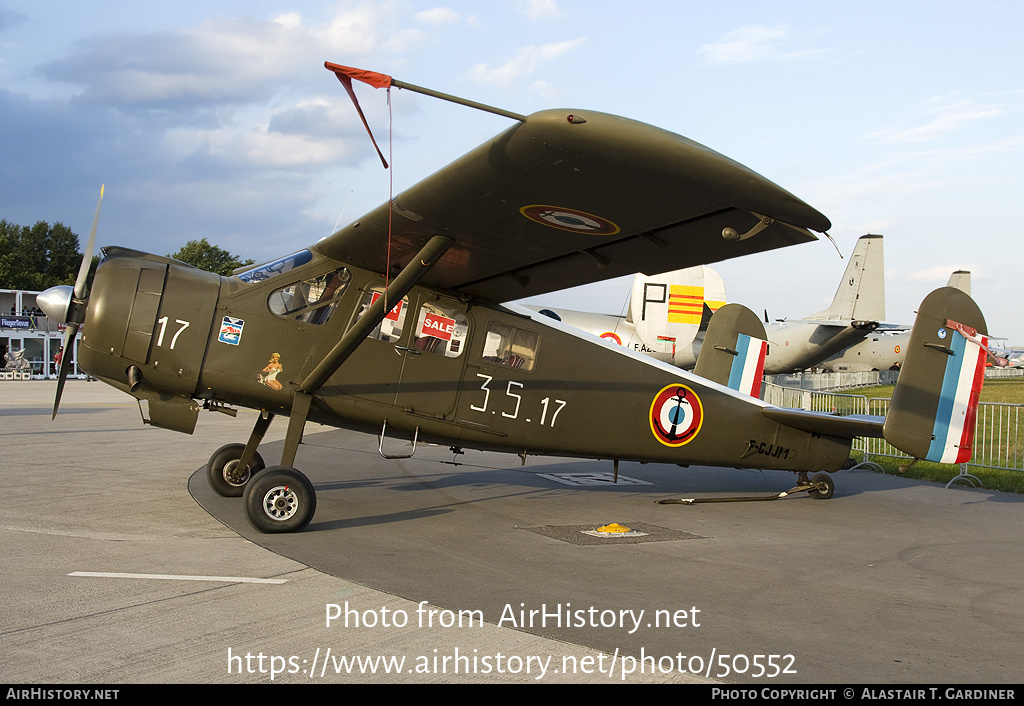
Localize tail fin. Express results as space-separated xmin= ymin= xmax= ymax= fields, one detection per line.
xmin=883 ymin=287 xmax=988 ymax=463
xmin=808 ymin=234 xmax=885 ymax=321
xmin=627 ymin=265 xmax=726 ymax=366
xmin=946 ymin=270 xmax=971 ymax=296
xmin=693 ymin=304 xmax=768 ymax=398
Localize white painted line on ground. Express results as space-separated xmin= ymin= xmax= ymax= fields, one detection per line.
xmin=68 ymin=571 xmax=287 ymax=584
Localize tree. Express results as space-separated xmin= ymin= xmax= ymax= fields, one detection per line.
xmin=0 ymin=219 xmax=84 ymax=290
xmin=169 ymin=239 xmax=254 ymax=276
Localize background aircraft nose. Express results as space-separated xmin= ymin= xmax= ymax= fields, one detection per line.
xmin=36 ymin=285 xmax=73 ymax=322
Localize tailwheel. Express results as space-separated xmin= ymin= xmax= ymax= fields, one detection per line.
xmin=207 ymin=443 xmax=265 ymax=497
xmin=243 ymin=466 xmax=316 ymax=533
xmin=808 ymin=472 xmax=835 ymax=500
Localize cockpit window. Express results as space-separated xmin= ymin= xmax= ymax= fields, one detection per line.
xmin=237 ymin=250 xmax=314 ymax=283
xmin=268 ymin=267 xmax=351 ymax=324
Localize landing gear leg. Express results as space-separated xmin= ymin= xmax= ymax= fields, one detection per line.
xmin=242 ymin=393 xmax=316 ymax=533
xmin=206 ymin=412 xmax=275 ymax=497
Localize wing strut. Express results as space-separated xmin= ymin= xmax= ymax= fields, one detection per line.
xmin=276 ymin=235 xmax=454 ymax=467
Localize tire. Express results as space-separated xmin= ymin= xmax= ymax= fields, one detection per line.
xmin=207 ymin=443 xmax=265 ymax=497
xmin=243 ymin=466 xmax=316 ymax=533
xmin=809 ymin=472 xmax=835 ymax=500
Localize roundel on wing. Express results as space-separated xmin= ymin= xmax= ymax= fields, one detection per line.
xmin=520 ymin=205 xmax=620 ymax=235
xmin=894 ymin=345 xmax=900 ymax=354
xmin=649 ymin=384 xmax=703 ymax=448
xmin=600 ymin=331 xmax=622 ymax=345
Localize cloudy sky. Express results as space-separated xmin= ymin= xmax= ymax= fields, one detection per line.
xmin=3 ymin=1 xmax=1022 ymax=343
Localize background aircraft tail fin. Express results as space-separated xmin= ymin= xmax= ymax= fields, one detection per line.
xmin=627 ymin=265 xmax=726 ymax=366
xmin=693 ymin=304 xmax=768 ymax=398
xmin=883 ymin=287 xmax=988 ymax=464
xmin=946 ymin=270 xmax=971 ymax=295
xmin=808 ymin=234 xmax=885 ymax=322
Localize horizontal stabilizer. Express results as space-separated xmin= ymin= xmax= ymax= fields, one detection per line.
xmin=761 ymin=408 xmax=884 ymax=439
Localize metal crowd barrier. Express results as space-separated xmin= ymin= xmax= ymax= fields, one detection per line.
xmin=762 ymin=383 xmax=1023 ymax=474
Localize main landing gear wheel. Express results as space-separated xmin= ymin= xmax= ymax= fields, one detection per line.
xmin=809 ymin=472 xmax=835 ymax=500
xmin=243 ymin=466 xmax=316 ymax=533
xmin=207 ymin=443 xmax=266 ymax=497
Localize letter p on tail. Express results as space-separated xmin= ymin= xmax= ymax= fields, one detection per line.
xmin=883 ymin=287 xmax=988 ymax=464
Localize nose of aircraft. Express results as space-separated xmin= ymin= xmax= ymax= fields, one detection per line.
xmin=36 ymin=285 xmax=74 ymax=323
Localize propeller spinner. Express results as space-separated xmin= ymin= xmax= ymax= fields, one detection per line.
xmin=36 ymin=185 xmax=103 ymax=419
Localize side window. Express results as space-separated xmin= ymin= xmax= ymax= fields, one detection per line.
xmin=268 ymin=267 xmax=351 ymax=324
xmin=413 ymin=302 xmax=469 ymax=358
xmin=357 ymin=289 xmax=409 ymax=342
xmin=481 ymin=322 xmax=540 ymax=371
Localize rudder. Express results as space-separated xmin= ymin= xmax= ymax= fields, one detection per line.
xmin=883 ymin=287 xmax=988 ymax=463
xmin=693 ymin=303 xmax=768 ymax=398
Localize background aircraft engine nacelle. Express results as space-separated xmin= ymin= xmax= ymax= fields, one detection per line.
xmin=81 ymin=253 xmax=220 ymax=418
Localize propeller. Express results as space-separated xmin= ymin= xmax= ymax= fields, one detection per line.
xmin=36 ymin=185 xmax=103 ymax=419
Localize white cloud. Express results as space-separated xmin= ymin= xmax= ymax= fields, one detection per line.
xmin=415 ymin=8 xmax=461 ymax=26
xmin=865 ymin=99 xmax=1006 ymax=144
xmin=519 ymin=0 xmax=565 ymax=21
xmin=698 ymin=25 xmax=826 ymax=66
xmin=41 ymin=3 xmax=405 ymax=109
xmin=467 ymin=38 xmax=585 ymax=87
xmin=529 ymin=79 xmax=567 ymax=103
xmin=165 ymin=120 xmax=355 ymax=170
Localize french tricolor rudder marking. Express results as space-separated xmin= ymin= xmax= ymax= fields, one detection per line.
xmin=727 ymin=334 xmax=768 ymax=399
xmin=925 ymin=326 xmax=987 ymax=464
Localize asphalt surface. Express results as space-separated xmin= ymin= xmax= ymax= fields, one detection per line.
xmin=3 ymin=380 xmax=1022 ymax=684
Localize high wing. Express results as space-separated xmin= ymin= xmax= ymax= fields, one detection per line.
xmin=314 ymin=109 xmax=830 ymax=303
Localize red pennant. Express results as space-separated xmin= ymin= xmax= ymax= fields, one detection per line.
xmin=325 ymin=62 xmax=392 ymax=169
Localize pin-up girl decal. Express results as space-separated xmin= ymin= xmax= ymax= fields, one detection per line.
xmin=258 ymin=353 xmax=284 ymax=391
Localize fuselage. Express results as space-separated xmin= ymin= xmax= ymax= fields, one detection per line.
xmin=79 ymin=247 xmax=853 ymax=472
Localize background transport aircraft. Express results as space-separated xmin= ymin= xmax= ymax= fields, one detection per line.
xmin=527 ymin=265 xmax=726 ymax=368
xmin=993 ymin=347 xmax=1024 ymax=367
xmin=819 ymin=271 xmax=972 ymax=372
xmin=760 ymin=234 xmax=886 ymax=374
xmin=537 ymin=234 xmax=889 ymax=375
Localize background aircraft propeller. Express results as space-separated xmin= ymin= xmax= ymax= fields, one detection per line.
xmin=36 ymin=185 xmax=103 ymax=419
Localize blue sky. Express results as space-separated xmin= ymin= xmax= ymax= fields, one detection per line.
xmin=2 ymin=1 xmax=1021 ymax=343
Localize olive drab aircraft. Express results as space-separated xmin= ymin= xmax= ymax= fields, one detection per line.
xmin=37 ymin=63 xmax=993 ymax=534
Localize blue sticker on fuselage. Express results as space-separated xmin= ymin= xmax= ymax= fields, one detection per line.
xmin=219 ymin=316 xmax=244 ymax=345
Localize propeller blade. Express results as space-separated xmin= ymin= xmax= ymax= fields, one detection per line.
xmin=74 ymin=185 xmax=103 ymax=301
xmin=53 ymin=184 xmax=103 ymax=419
xmin=51 ymin=324 xmax=80 ymax=420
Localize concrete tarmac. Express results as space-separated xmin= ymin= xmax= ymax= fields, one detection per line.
xmin=3 ymin=381 xmax=1022 ymax=684
xmin=1 ymin=381 xmax=703 ymax=684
